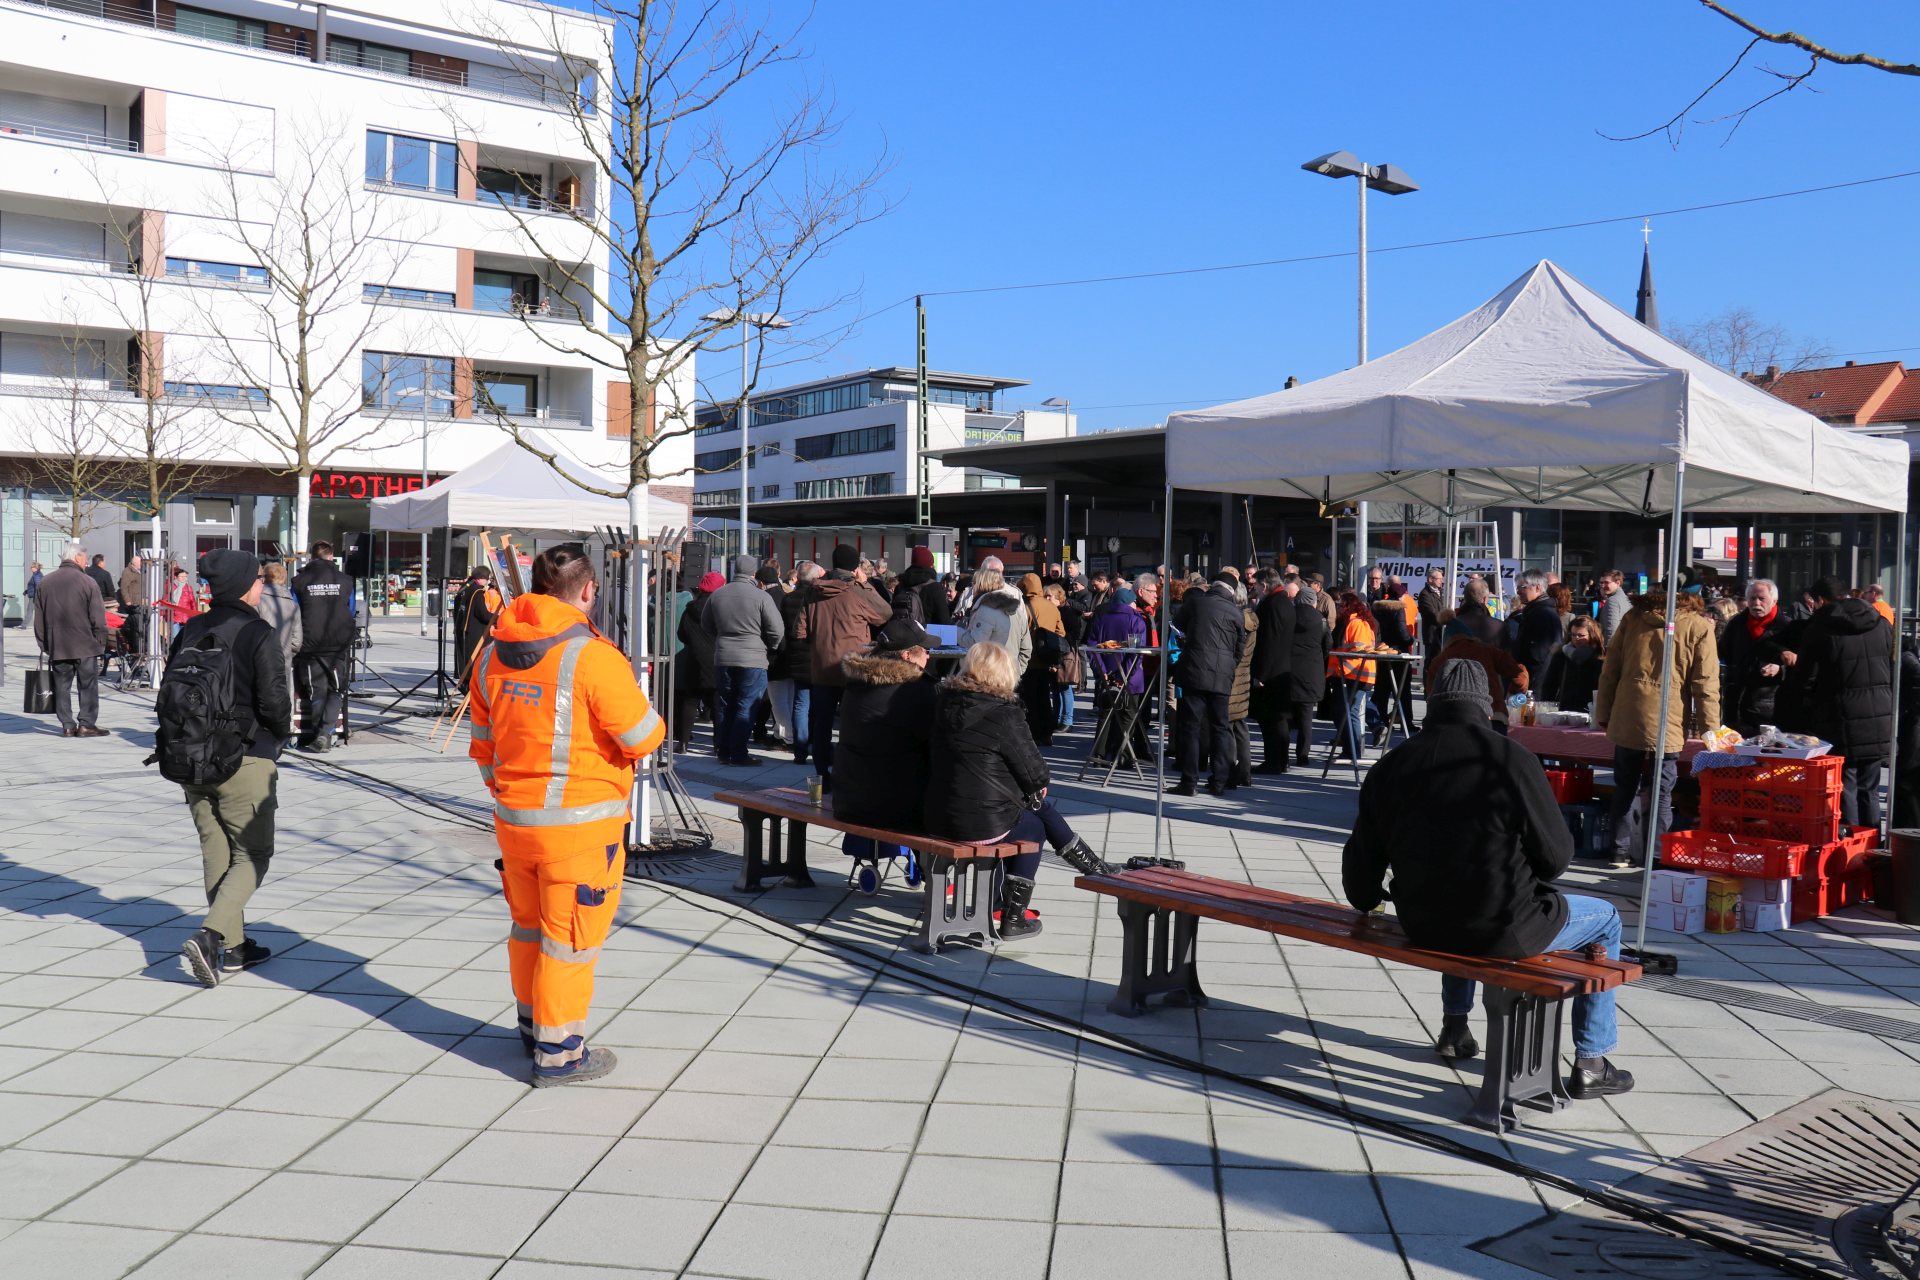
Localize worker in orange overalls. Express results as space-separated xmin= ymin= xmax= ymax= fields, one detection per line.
xmin=469 ymin=543 xmax=665 ymax=1086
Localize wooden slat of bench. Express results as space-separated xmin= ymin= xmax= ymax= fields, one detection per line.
xmin=713 ymin=787 xmax=1035 ymax=860
xmin=1076 ymin=868 xmax=1638 ymax=999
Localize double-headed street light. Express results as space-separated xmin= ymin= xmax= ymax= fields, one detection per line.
xmin=1301 ymin=150 xmax=1419 ymax=588
xmin=703 ymin=309 xmax=792 ymax=563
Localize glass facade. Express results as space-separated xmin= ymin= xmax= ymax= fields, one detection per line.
xmin=174 ymin=5 xmax=266 ymax=47
xmin=752 ymin=380 xmax=867 ymax=426
xmin=793 ymin=424 xmax=893 ymax=461
xmin=365 ymin=130 xmax=459 ymax=195
xmin=795 ymin=473 xmax=891 ymax=501
xmin=167 ymin=258 xmax=268 ymax=286
xmin=693 ymin=448 xmax=753 ymax=474
xmin=362 ymin=352 xmax=454 ymax=411
xmin=364 ymin=282 xmax=454 ymax=305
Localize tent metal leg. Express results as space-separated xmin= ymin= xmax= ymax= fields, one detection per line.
xmin=1632 ymin=462 xmax=1687 ymax=960
xmin=1887 ymin=510 xmax=1907 ymax=847
xmin=1154 ymin=481 xmax=1172 ymax=860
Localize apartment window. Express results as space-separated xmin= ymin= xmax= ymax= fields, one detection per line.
xmin=473 ymin=269 xmax=542 ymax=314
xmin=475 ymin=371 xmax=537 ymax=417
xmin=328 ymin=37 xmax=411 ymax=78
xmin=365 ymin=130 xmax=459 ymax=195
xmin=363 ymin=282 xmax=454 ymax=305
xmin=362 ymin=351 xmax=454 ymax=411
xmin=694 ymin=412 xmax=738 ymax=437
xmin=694 ymin=448 xmax=754 ymax=474
xmin=166 ymin=381 xmax=266 ymax=402
xmin=174 ymin=5 xmax=267 ymax=48
xmin=760 ymin=484 xmax=780 ymax=499
xmin=167 ymin=258 xmax=268 ymax=286
xmin=751 ymin=380 xmax=867 ymax=426
xmin=692 ymin=488 xmax=739 ymax=508
xmin=795 ymin=473 xmax=891 ymax=501
xmin=793 ymin=424 xmax=894 ymax=462
xmin=477 ymin=167 xmax=545 ymax=210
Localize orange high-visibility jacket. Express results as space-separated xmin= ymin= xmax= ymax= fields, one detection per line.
xmin=469 ymin=593 xmax=665 ymax=857
xmin=1328 ymin=614 xmax=1377 ymax=684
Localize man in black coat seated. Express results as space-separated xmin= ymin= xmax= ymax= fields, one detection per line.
xmin=1778 ymin=579 xmax=1895 ymax=828
xmin=1171 ymin=574 xmax=1246 ymax=797
xmin=1341 ymin=661 xmax=1636 ymax=1101
xmin=831 ymin=615 xmax=941 ymax=832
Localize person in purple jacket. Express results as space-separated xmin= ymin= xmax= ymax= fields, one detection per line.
xmin=1086 ymin=586 xmax=1151 ymax=766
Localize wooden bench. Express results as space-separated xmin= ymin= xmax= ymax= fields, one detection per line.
xmin=713 ymin=787 xmax=1043 ymax=952
xmin=1075 ymin=866 xmax=1641 ymax=1133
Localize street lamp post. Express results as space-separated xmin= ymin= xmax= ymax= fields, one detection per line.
xmin=703 ymin=309 xmax=791 ymax=564
xmin=1301 ymin=150 xmax=1419 ymax=588
xmin=406 ymin=384 xmax=456 ymax=635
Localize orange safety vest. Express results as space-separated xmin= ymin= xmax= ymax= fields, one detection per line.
xmin=469 ymin=593 xmax=665 ymax=857
xmin=1329 ymin=615 xmax=1378 ymax=684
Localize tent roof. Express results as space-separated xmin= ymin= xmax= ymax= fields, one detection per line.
xmin=369 ymin=435 xmax=682 ymax=533
xmin=1164 ymin=261 xmax=1908 ymax=516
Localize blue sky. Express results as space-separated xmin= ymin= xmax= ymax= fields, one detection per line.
xmin=693 ymin=2 xmax=1920 ymax=430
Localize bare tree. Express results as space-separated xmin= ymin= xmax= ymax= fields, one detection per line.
xmin=455 ymin=0 xmax=888 ymax=511
xmin=1669 ymin=305 xmax=1830 ymax=378
xmin=191 ymin=115 xmax=424 ymax=552
xmin=1609 ymin=3 xmax=1916 ymax=145
xmin=18 ymin=323 xmax=139 ymax=542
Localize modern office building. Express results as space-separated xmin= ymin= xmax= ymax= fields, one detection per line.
xmin=0 ymin=0 xmax=692 ymax=606
xmin=690 ymin=366 xmax=1075 ymax=538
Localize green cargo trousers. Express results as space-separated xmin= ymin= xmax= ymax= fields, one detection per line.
xmin=183 ymin=756 xmax=278 ymax=948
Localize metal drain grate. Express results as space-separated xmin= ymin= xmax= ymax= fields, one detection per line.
xmin=1638 ymin=975 xmax=1920 ymax=1045
xmin=1480 ymin=1093 xmax=1920 ymax=1279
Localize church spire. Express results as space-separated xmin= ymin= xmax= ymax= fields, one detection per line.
xmin=1635 ymin=220 xmax=1659 ymax=332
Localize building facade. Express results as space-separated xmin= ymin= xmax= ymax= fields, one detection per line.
xmin=0 ymin=0 xmax=692 ymax=613
xmin=690 ymin=367 xmax=1074 ymax=538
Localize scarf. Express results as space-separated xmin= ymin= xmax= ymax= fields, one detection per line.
xmin=1744 ymin=605 xmax=1777 ymax=640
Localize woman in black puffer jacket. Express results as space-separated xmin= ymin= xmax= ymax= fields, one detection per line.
xmin=926 ymin=642 xmax=1108 ymax=938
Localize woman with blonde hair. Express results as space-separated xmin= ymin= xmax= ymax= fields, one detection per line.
xmin=927 ymin=642 xmax=1108 ymax=939
xmin=957 ymin=566 xmax=1032 ymax=676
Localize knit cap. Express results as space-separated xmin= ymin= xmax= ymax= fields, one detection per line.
xmin=1428 ymin=659 xmax=1492 ymax=720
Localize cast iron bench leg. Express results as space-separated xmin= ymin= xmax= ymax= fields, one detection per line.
xmin=734 ymin=810 xmax=767 ymax=893
xmin=1109 ymin=901 xmax=1208 ymax=1016
xmin=763 ymin=819 xmax=814 ymax=889
xmin=916 ymin=855 xmax=1000 ymax=953
xmin=1470 ymin=987 xmax=1570 ymax=1133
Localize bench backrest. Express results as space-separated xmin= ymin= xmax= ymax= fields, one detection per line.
xmin=1077 ymin=867 xmax=1639 ymax=999
xmin=714 ymin=787 xmax=1037 ymax=861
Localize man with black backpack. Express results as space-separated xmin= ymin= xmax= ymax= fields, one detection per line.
xmin=161 ymin=549 xmax=293 ymax=988
xmin=291 ymin=541 xmax=355 ymax=752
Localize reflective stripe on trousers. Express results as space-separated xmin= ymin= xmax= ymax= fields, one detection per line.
xmin=498 ymin=841 xmax=622 ymax=1074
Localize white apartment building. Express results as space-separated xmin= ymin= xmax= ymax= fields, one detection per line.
xmin=0 ymin=0 xmax=692 ymax=600
xmin=691 ymin=367 xmax=1075 ymax=529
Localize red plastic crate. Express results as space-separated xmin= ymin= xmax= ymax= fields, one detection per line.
xmin=1699 ymin=808 xmax=1842 ymax=846
xmin=1660 ymin=830 xmax=1810 ymax=879
xmin=1792 ymin=876 xmax=1840 ymax=922
xmin=1545 ymin=766 xmax=1594 ymax=805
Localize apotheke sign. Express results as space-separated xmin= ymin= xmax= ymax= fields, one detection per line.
xmin=308 ymin=471 xmax=430 ymax=500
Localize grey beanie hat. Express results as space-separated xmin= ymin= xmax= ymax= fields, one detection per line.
xmin=733 ymin=554 xmax=758 ymax=579
xmin=1429 ymin=659 xmax=1493 ymax=719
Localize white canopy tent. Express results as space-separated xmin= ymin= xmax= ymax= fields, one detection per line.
xmin=368 ymin=435 xmax=681 ymax=534
xmin=1160 ymin=260 xmax=1910 ymax=956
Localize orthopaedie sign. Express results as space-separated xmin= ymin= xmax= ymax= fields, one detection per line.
xmin=308 ymin=472 xmax=428 ymax=500
xmin=1374 ymin=557 xmax=1522 ymax=590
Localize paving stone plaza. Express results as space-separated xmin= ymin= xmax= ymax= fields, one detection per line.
xmin=4 ymin=621 xmax=1920 ymax=1278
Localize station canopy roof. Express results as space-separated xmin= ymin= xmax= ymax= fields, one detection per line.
xmin=1164 ymin=261 xmax=1908 ymax=516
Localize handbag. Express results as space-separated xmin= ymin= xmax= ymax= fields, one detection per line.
xmin=1032 ymin=626 xmax=1069 ymax=670
xmin=24 ymin=655 xmax=54 ymax=715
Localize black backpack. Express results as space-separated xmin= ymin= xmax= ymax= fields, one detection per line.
xmin=149 ymin=627 xmax=250 ymax=786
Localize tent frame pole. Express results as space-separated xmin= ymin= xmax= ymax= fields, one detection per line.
xmin=1632 ymin=461 xmax=1687 ymax=957
xmin=1886 ymin=510 xmax=1908 ymax=846
xmin=1444 ymin=470 xmax=1458 ymax=613
xmin=1154 ymin=481 xmax=1173 ymax=860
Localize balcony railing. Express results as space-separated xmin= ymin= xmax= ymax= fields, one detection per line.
xmin=0 ymin=246 xmax=135 ymax=276
xmin=0 ymin=116 xmax=137 ymax=153
xmin=2 ymin=0 xmax=587 ymax=111
xmin=365 ymin=286 xmax=583 ymax=323
xmin=0 ymin=373 xmax=268 ymax=407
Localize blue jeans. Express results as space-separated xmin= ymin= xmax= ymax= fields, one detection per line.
xmin=1054 ymin=682 xmax=1076 ymax=729
xmin=1337 ymin=678 xmax=1370 ymax=754
xmin=1440 ymin=894 xmax=1622 ymax=1058
xmin=809 ymin=683 xmax=845 ymax=782
xmin=789 ymin=681 xmax=812 ymax=753
xmin=1003 ymin=800 xmax=1076 ymax=878
xmin=715 ymin=666 xmax=768 ymax=763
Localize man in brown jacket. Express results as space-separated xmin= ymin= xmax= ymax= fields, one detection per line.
xmin=34 ymin=542 xmax=108 ymax=737
xmin=1595 ymin=589 xmax=1720 ymax=868
xmin=799 ymin=544 xmax=890 ymax=789
xmin=119 ymin=555 xmax=148 ymax=658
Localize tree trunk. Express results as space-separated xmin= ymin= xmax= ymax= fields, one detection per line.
xmin=295 ymin=479 xmax=312 ymax=562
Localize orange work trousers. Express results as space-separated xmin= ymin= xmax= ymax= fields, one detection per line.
xmin=499 ymin=839 xmax=623 ymax=1077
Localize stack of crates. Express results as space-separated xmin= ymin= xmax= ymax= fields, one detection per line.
xmin=1663 ymin=756 xmax=1874 ymax=922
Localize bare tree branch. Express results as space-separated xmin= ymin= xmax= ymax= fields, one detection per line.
xmin=1697 ymin=2 xmax=1918 ymax=76
xmin=1669 ymin=305 xmax=1830 ymax=378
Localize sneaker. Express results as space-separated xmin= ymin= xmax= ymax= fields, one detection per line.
xmin=1567 ymin=1058 xmax=1636 ymax=1099
xmin=182 ymin=928 xmax=225 ymax=988
xmin=532 ymin=1045 xmax=618 ymax=1088
xmin=220 ymin=939 xmax=272 ymax=973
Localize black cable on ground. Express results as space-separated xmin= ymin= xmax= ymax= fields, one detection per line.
xmin=303 ymin=757 xmax=1845 ymax=1279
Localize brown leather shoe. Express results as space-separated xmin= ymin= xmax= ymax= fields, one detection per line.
xmin=75 ymin=726 xmax=110 ymax=738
